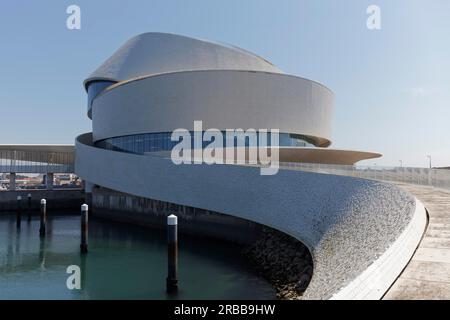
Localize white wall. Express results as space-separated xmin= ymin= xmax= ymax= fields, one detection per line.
xmin=92 ymin=70 xmax=334 ymax=147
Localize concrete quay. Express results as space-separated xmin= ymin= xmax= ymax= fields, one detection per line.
xmin=0 ymin=189 xmax=84 ymax=212
xmin=384 ymin=183 xmax=450 ymax=300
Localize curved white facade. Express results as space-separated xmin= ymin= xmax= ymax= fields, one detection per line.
xmin=74 ymin=33 xmax=422 ymax=300
xmin=92 ymin=70 xmax=334 ymax=147
xmin=86 ymin=32 xmax=335 ymax=148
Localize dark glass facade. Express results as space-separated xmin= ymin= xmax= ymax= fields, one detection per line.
xmin=87 ymin=81 xmax=116 ymax=114
xmin=95 ymin=132 xmax=315 ymax=154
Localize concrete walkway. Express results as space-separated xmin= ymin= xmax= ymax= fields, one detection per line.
xmin=384 ymin=183 xmax=450 ymax=300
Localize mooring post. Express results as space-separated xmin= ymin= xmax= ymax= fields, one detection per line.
xmin=16 ymin=195 xmax=22 ymax=228
xmin=27 ymin=193 xmax=32 ymax=221
xmin=80 ymin=204 xmax=88 ymax=254
xmin=166 ymin=214 xmax=178 ymax=293
xmin=39 ymin=199 xmax=47 ymax=237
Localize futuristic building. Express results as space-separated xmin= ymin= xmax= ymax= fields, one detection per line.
xmin=81 ymin=32 xmax=379 ymax=165
xmin=75 ymin=33 xmax=426 ymax=299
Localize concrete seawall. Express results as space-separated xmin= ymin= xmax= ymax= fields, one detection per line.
xmin=92 ymin=187 xmax=263 ymax=244
xmin=0 ymin=190 xmax=85 ymax=212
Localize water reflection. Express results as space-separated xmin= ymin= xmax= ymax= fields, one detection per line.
xmin=39 ymin=236 xmax=46 ymax=269
xmin=0 ymin=214 xmax=275 ymax=300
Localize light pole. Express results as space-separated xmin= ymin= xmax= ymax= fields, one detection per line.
xmin=399 ymin=160 xmax=403 ymax=168
xmin=427 ymin=155 xmax=432 ymax=169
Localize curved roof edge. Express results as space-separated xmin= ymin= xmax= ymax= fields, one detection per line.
xmin=84 ymin=32 xmax=283 ymax=89
xmin=276 ymin=147 xmax=382 ymax=165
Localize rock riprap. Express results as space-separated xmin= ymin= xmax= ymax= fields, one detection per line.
xmin=243 ymin=228 xmax=313 ymax=300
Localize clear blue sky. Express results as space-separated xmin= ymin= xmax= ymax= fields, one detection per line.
xmin=0 ymin=0 xmax=449 ymax=167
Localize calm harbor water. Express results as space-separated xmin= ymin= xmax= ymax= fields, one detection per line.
xmin=0 ymin=213 xmax=275 ymax=300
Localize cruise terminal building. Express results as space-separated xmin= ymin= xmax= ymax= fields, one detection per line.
xmin=75 ymin=33 xmax=426 ymax=299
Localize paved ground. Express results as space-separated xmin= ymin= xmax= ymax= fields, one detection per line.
xmin=384 ymin=183 xmax=450 ymax=300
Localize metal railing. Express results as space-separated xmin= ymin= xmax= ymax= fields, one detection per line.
xmin=136 ymin=147 xmax=450 ymax=190
xmin=278 ymin=162 xmax=450 ymax=190
xmin=0 ymin=150 xmax=74 ymax=174
xmin=0 ymin=164 xmax=74 ymax=174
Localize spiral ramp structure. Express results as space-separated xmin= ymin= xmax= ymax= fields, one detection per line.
xmin=75 ymin=32 xmax=427 ymax=299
